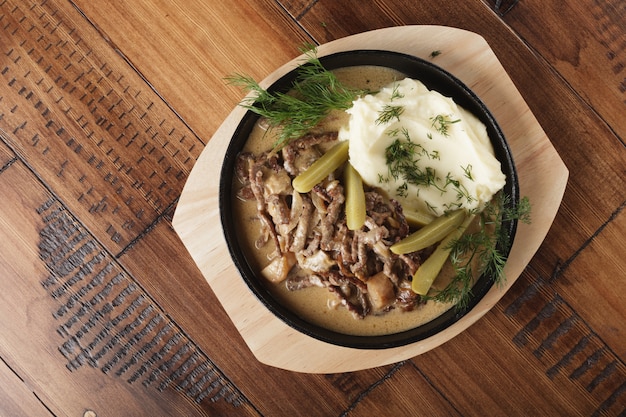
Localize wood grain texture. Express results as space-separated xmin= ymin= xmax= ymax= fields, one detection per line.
xmin=0 ymin=0 xmax=202 ymax=253
xmin=0 ymin=161 xmax=222 ymax=416
xmin=499 ymin=0 xmax=626 ymax=140
xmin=70 ymin=0 xmax=314 ymax=144
xmin=0 ymin=137 xmax=16 ymax=170
xmin=0 ymin=0 xmax=624 ymax=415
xmin=0 ymin=357 xmax=52 ymax=417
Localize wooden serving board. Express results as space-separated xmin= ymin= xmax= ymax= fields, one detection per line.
xmin=172 ymin=25 xmax=568 ymax=373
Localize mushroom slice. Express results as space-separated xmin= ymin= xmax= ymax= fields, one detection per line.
xmin=366 ymin=271 xmax=395 ymax=311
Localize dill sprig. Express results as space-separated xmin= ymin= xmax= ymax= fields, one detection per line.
xmin=383 ymin=134 xmax=469 ymax=202
xmin=376 ymin=105 xmax=404 ymax=125
xmin=226 ymin=46 xmax=365 ymax=149
xmin=383 ymin=138 xmax=439 ymax=191
xmin=424 ymin=194 xmax=532 ymax=310
xmin=430 ymin=114 xmax=461 ymax=137
xmin=375 ymin=84 xmax=405 ymax=124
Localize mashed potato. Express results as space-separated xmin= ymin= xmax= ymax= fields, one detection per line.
xmin=339 ymin=78 xmax=506 ymax=217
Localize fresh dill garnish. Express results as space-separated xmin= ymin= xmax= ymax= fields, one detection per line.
xmin=423 ymin=194 xmax=532 ymax=310
xmin=400 ymin=126 xmax=411 ymax=142
xmin=425 ymin=201 xmax=438 ymax=215
xmin=384 ymin=138 xmax=417 ymax=181
xmin=396 ymin=182 xmax=409 ymax=198
xmin=390 ymin=83 xmax=404 ymax=101
xmin=442 ymin=202 xmax=463 ymax=212
xmin=456 ymin=184 xmax=474 ymax=204
xmin=226 ymin=46 xmax=365 ymax=149
xmin=430 ymin=114 xmax=461 ymax=137
xmin=443 ymin=172 xmax=460 ymax=189
xmin=376 ymin=104 xmax=404 ymax=125
xmin=430 ymin=50 xmax=442 ymax=58
xmin=462 ymin=164 xmax=474 ymax=181
xmin=382 ymin=133 xmax=480 ymax=210
xmin=383 ymin=138 xmax=439 ymax=188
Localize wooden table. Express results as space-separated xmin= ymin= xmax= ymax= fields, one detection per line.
xmin=0 ymin=0 xmax=624 ymax=416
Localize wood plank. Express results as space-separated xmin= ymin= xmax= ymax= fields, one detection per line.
xmin=498 ymin=0 xmax=626 ymax=139
xmin=555 ymin=207 xmax=626 ymax=358
xmin=0 ymin=0 xmax=622 ymax=415
xmin=0 ymin=0 xmax=203 ymax=253
xmin=70 ymin=0 xmax=314 ymax=140
xmin=0 ymin=358 xmax=52 ymax=417
xmin=414 ymin=303 xmax=608 ymax=416
xmin=0 ymin=137 xmax=16 ymax=169
xmin=494 ymin=266 xmax=626 ymax=415
xmin=1 ymin=0 xmax=422 ymax=414
xmin=346 ymin=363 xmax=462 ymax=417
xmin=0 ymin=161 xmax=234 ymax=416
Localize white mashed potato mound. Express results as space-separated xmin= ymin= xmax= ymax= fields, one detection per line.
xmin=338 ymin=78 xmax=506 ymax=217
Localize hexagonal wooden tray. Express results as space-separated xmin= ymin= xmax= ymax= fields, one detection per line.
xmin=172 ymin=25 xmax=568 ymax=373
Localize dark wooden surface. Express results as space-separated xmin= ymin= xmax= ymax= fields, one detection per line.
xmin=0 ymin=0 xmax=624 ymax=416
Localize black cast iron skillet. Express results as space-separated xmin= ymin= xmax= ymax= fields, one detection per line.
xmin=219 ymin=50 xmax=519 ymax=349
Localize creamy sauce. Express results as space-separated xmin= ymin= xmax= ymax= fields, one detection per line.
xmin=232 ymin=65 xmax=492 ymax=337
xmin=271 ymin=279 xmax=453 ymax=336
